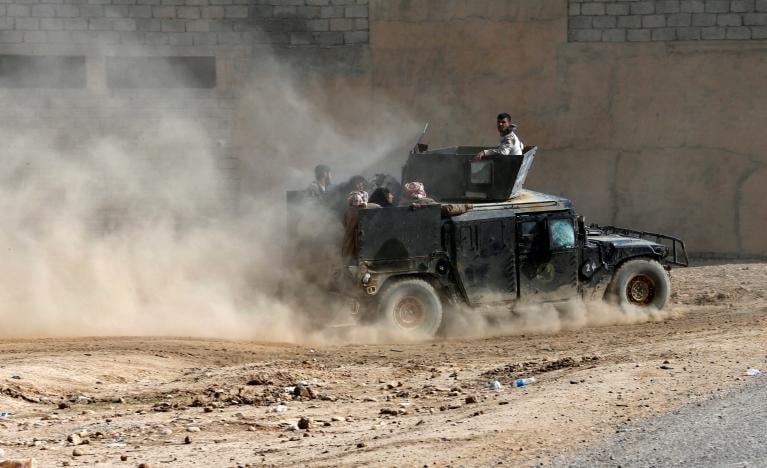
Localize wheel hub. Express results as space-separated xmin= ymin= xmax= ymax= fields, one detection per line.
xmin=626 ymin=275 xmax=656 ymax=305
xmin=394 ymin=297 xmax=425 ymax=328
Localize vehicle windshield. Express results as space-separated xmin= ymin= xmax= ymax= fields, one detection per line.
xmin=550 ymin=218 xmax=575 ymax=249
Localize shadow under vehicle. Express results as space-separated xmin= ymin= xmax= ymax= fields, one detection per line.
xmin=287 ymin=145 xmax=689 ymax=338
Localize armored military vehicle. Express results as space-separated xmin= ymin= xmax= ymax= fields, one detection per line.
xmin=287 ymin=144 xmax=688 ymax=338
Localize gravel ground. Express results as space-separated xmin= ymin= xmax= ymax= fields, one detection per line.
xmin=551 ymin=376 xmax=767 ymax=467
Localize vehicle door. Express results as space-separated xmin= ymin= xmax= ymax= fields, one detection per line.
xmin=454 ymin=219 xmax=517 ymax=305
xmin=516 ymin=213 xmax=578 ymax=302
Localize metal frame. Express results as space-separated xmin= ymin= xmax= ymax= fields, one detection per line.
xmin=588 ymin=224 xmax=689 ymax=267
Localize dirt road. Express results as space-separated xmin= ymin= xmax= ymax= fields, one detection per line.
xmin=0 ymin=262 xmax=765 ymax=467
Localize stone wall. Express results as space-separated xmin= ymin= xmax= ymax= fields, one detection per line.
xmin=568 ymin=0 xmax=767 ymax=42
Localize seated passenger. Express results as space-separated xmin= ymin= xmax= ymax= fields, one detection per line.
xmin=373 ymin=173 xmax=401 ymax=205
xmin=369 ymin=187 xmax=394 ymax=207
xmin=342 ymin=191 xmax=379 ymax=260
xmin=398 ymin=182 xmax=473 ymax=217
xmin=326 ymin=175 xmax=370 ymax=218
xmin=306 ymin=164 xmax=332 ymax=198
xmin=349 ymin=175 xmax=368 ymax=197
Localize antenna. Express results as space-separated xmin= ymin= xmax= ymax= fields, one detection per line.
xmin=410 ymin=122 xmax=429 ymax=154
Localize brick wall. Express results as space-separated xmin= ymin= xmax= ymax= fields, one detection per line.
xmin=0 ymin=0 xmax=371 ymax=138
xmin=0 ymin=0 xmax=368 ymax=48
xmin=568 ymin=0 xmax=767 ymax=42
xmin=259 ymin=0 xmax=370 ymax=47
xmin=0 ymin=0 xmax=370 ymax=209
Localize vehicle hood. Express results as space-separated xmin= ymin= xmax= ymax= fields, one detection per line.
xmin=587 ymin=235 xmax=669 ymax=257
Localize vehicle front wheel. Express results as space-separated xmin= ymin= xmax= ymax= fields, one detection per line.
xmin=606 ymin=259 xmax=670 ymax=310
xmin=377 ymin=278 xmax=443 ymax=339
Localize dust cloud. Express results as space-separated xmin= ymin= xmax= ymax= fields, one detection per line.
xmin=0 ymin=44 xmax=676 ymax=344
xmin=0 ymin=120 xmax=283 ymax=339
xmin=440 ymin=299 xmax=681 ymax=339
xmin=0 ymin=45 xmax=416 ymax=341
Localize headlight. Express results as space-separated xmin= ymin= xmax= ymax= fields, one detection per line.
xmin=348 ymin=263 xmax=368 ymax=277
xmin=361 ymin=272 xmax=371 ymax=285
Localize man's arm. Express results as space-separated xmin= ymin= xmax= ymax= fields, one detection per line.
xmin=475 ymin=133 xmax=522 ymax=159
xmin=474 ymin=148 xmax=498 ymax=160
xmin=440 ymin=203 xmax=474 ymax=217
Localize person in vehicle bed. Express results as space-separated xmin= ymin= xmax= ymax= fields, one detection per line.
xmin=398 ymin=182 xmax=472 ymax=217
xmin=306 ymin=164 xmax=332 ymax=198
xmin=341 ymin=191 xmax=380 ymax=260
xmin=369 ymin=187 xmax=394 ymax=207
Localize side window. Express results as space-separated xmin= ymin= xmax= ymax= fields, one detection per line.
xmin=518 ymin=219 xmax=546 ymax=251
xmin=550 ymin=218 xmax=575 ymax=250
xmin=470 ymin=161 xmax=493 ymax=184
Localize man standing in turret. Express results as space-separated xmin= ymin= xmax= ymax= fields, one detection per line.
xmin=474 ymin=113 xmax=524 ymax=159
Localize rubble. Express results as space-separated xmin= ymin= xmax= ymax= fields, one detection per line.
xmin=297 ymin=417 xmax=312 ymax=430
xmin=293 ymin=385 xmax=314 ymax=399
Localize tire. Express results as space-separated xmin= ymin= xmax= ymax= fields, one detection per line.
xmin=606 ymin=258 xmax=670 ymax=310
xmin=376 ymin=278 xmax=443 ymax=338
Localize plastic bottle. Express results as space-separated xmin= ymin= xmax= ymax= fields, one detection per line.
xmin=512 ymin=377 xmax=537 ymax=388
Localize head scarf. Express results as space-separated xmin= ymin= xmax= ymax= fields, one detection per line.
xmin=403 ymin=182 xmax=427 ymax=200
xmin=347 ymin=190 xmax=368 ymax=207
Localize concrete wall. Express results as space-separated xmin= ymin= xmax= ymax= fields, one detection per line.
xmin=0 ymin=0 xmax=762 ymax=256
xmin=0 ymin=0 xmax=371 ymax=205
xmin=0 ymin=0 xmax=255 ymax=161
xmin=368 ymin=0 xmax=767 ymax=257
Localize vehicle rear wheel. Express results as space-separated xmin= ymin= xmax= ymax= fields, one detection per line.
xmin=606 ymin=259 xmax=670 ymax=310
xmin=377 ymin=279 xmax=443 ymax=339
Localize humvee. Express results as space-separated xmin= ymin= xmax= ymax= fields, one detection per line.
xmin=288 ymin=145 xmax=688 ymax=338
